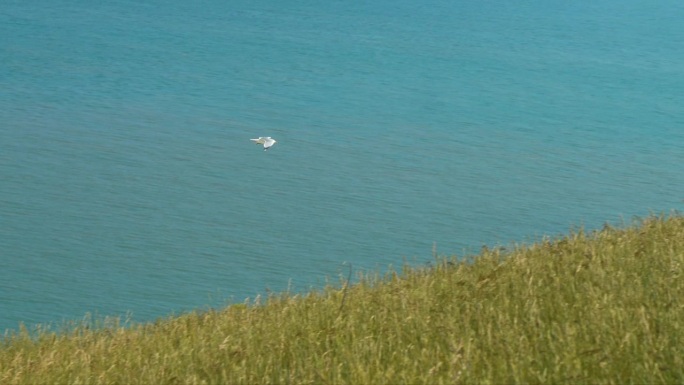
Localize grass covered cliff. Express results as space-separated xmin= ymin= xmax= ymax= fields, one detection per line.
xmin=2 ymin=215 xmax=683 ymax=384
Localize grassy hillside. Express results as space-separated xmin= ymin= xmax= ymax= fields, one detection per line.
xmin=2 ymin=215 xmax=683 ymax=384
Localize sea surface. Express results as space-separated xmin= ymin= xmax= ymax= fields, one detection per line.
xmin=1 ymin=0 xmax=683 ymax=333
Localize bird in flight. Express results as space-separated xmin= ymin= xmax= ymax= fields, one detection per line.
xmin=250 ymin=137 xmax=277 ymax=151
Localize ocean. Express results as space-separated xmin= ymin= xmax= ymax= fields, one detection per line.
xmin=1 ymin=0 xmax=683 ymax=332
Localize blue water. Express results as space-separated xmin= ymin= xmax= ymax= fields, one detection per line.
xmin=2 ymin=0 xmax=683 ymax=333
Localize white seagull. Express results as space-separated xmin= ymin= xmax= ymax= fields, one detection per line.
xmin=250 ymin=136 xmax=277 ymax=151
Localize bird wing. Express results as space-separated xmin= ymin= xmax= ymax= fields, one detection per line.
xmin=263 ymin=138 xmax=276 ymax=148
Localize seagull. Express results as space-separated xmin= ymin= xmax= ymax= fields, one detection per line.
xmin=250 ymin=137 xmax=277 ymax=151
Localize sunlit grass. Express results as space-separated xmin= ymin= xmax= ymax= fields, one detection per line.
xmin=2 ymin=215 xmax=683 ymax=384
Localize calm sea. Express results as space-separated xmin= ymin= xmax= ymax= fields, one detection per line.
xmin=1 ymin=0 xmax=683 ymax=332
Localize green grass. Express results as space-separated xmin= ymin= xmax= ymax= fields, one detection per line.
xmin=2 ymin=215 xmax=683 ymax=384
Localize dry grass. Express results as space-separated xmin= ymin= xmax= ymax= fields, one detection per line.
xmin=2 ymin=215 xmax=683 ymax=384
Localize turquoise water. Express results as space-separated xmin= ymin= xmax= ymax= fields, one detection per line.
xmin=2 ymin=0 xmax=683 ymax=332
